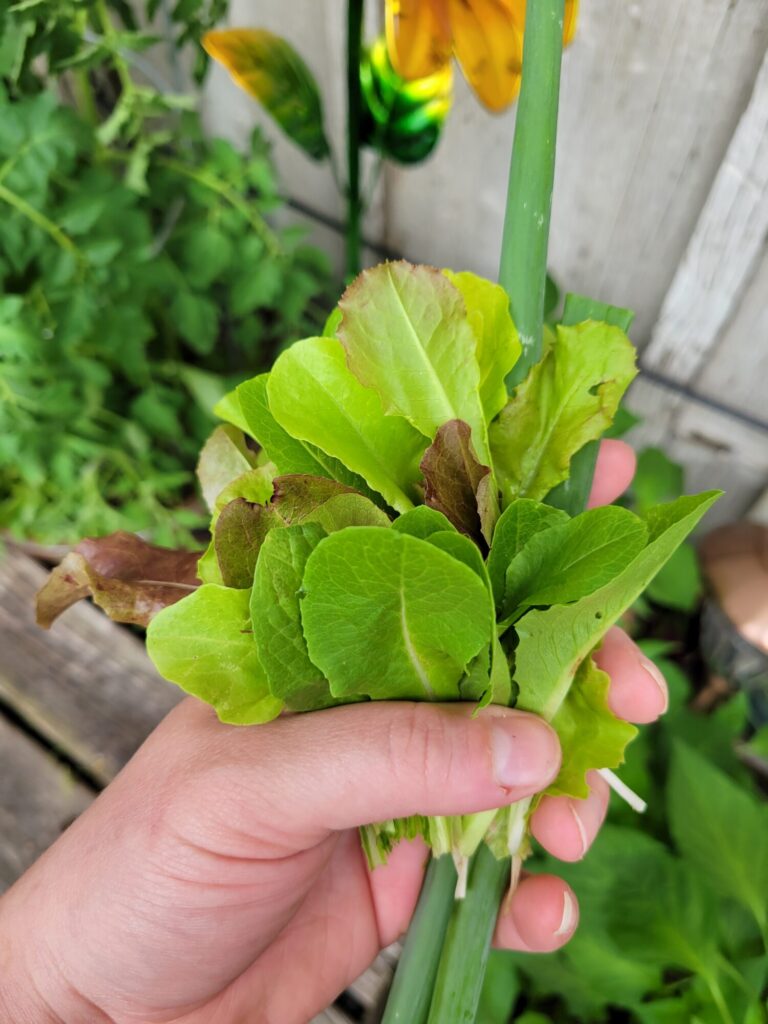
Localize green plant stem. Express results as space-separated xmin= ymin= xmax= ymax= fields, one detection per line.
xmin=426 ymin=846 xmax=511 ymax=1023
xmin=95 ymin=0 xmax=134 ymax=97
xmin=345 ymin=0 xmax=364 ymax=279
xmin=154 ymin=157 xmax=281 ymax=256
xmin=500 ymin=0 xmax=565 ymax=386
xmin=0 ymin=181 xmax=83 ymax=260
xmin=380 ymin=856 xmax=457 ymax=1024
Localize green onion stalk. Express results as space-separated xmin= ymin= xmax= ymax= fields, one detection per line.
xmin=381 ymin=2 xmax=575 ymax=1021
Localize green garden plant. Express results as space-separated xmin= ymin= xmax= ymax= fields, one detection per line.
xmin=0 ymin=0 xmax=331 ymax=545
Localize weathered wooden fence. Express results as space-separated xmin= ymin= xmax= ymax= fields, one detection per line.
xmin=201 ymin=0 xmax=768 ymax=526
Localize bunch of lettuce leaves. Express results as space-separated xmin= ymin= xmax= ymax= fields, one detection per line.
xmin=38 ymin=261 xmax=719 ymax=864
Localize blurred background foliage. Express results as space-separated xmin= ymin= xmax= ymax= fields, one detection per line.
xmin=0 ymin=0 xmax=332 ymax=546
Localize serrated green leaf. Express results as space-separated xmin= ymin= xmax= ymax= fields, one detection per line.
xmin=302 ymin=527 xmax=492 ymax=700
xmin=338 ymin=261 xmax=491 ymax=464
xmin=267 ymin=336 xmax=428 ymax=512
xmin=490 ymin=321 xmax=637 ymax=504
xmin=668 ymin=742 xmax=768 ymax=932
xmin=443 ymin=269 xmax=521 ymax=422
xmin=547 ymin=656 xmax=637 ymax=798
xmin=146 ymin=585 xmax=282 ymax=725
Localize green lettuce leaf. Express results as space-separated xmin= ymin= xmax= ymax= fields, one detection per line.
xmin=420 ymin=419 xmax=495 ymax=544
xmin=146 ymin=586 xmax=282 ymax=725
xmin=547 ymin=656 xmax=637 ymax=798
xmin=301 ymin=526 xmax=492 ymax=700
xmin=514 ymin=492 xmax=720 ymax=723
xmin=212 ymin=387 xmax=252 ymax=436
xmin=251 ymin=523 xmax=339 ymax=712
xmin=267 ymin=336 xmax=428 ymax=512
xmin=443 ymin=269 xmax=521 ymax=422
xmin=489 ymin=321 xmax=637 ymax=504
xmin=196 ymin=424 xmax=259 ymax=512
xmin=338 ymin=261 xmax=491 ymax=464
xmin=502 ymin=505 xmax=648 ymax=621
xmin=392 ymin=505 xmax=456 ymax=539
xmin=487 ymin=499 xmax=568 ymax=607
xmin=212 ymin=475 xmax=390 ymax=588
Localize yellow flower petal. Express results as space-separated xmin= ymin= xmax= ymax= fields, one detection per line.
xmin=385 ymin=0 xmax=453 ymax=81
xmin=563 ymin=0 xmax=579 ymax=47
xmin=448 ymin=0 xmax=523 ymax=113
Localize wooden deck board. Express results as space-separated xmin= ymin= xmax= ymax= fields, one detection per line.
xmin=0 ymin=712 xmax=93 ymax=893
xmin=0 ymin=547 xmax=180 ymax=785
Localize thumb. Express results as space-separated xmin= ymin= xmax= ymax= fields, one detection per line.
xmin=176 ymin=699 xmax=561 ymax=839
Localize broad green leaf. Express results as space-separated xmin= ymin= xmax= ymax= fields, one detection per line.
xmin=502 ymin=505 xmax=648 ymax=620
xmin=203 ymin=30 xmax=330 ymax=160
xmin=476 ymin=951 xmax=520 ymax=1024
xmin=607 ymin=842 xmax=719 ymax=977
xmin=646 ymin=542 xmax=701 ymax=611
xmin=392 ymin=506 xmax=456 ymax=539
xmin=146 ymin=586 xmax=282 ymax=725
xmin=302 ymin=527 xmax=492 ymax=700
xmin=196 ymin=424 xmax=259 ymax=512
xmin=420 ymin=419 xmax=493 ymax=543
xmin=423 ymin=531 xmax=511 ymax=707
xmin=632 ymin=446 xmax=684 ymax=513
xmin=490 ymin=321 xmax=637 ymax=504
xmin=547 ymin=656 xmax=637 ymax=798
xmin=514 ymin=492 xmax=720 ymax=722
xmin=251 ymin=523 xmax=337 ymax=711
xmin=486 ymin=499 xmax=568 ymax=607
xmin=338 ymin=262 xmax=491 ymax=464
xmin=237 ymin=374 xmax=349 ymax=477
xmin=267 ymin=336 xmax=428 ymax=512
xmin=443 ymin=269 xmax=521 ymax=422
xmin=668 ymin=742 xmax=768 ymax=931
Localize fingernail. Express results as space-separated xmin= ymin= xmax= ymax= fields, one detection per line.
xmin=639 ymin=654 xmax=669 ymax=714
xmin=567 ymin=801 xmax=589 ymax=859
xmin=554 ymin=889 xmax=577 ymax=937
xmin=489 ymin=713 xmax=560 ymax=791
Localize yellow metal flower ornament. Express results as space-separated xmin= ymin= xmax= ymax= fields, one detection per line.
xmin=385 ymin=0 xmax=578 ymax=112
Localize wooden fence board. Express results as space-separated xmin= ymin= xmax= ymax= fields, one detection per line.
xmin=644 ymin=47 xmax=768 ymax=380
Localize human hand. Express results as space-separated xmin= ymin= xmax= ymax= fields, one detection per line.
xmin=0 ymin=440 xmax=667 ymax=1024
